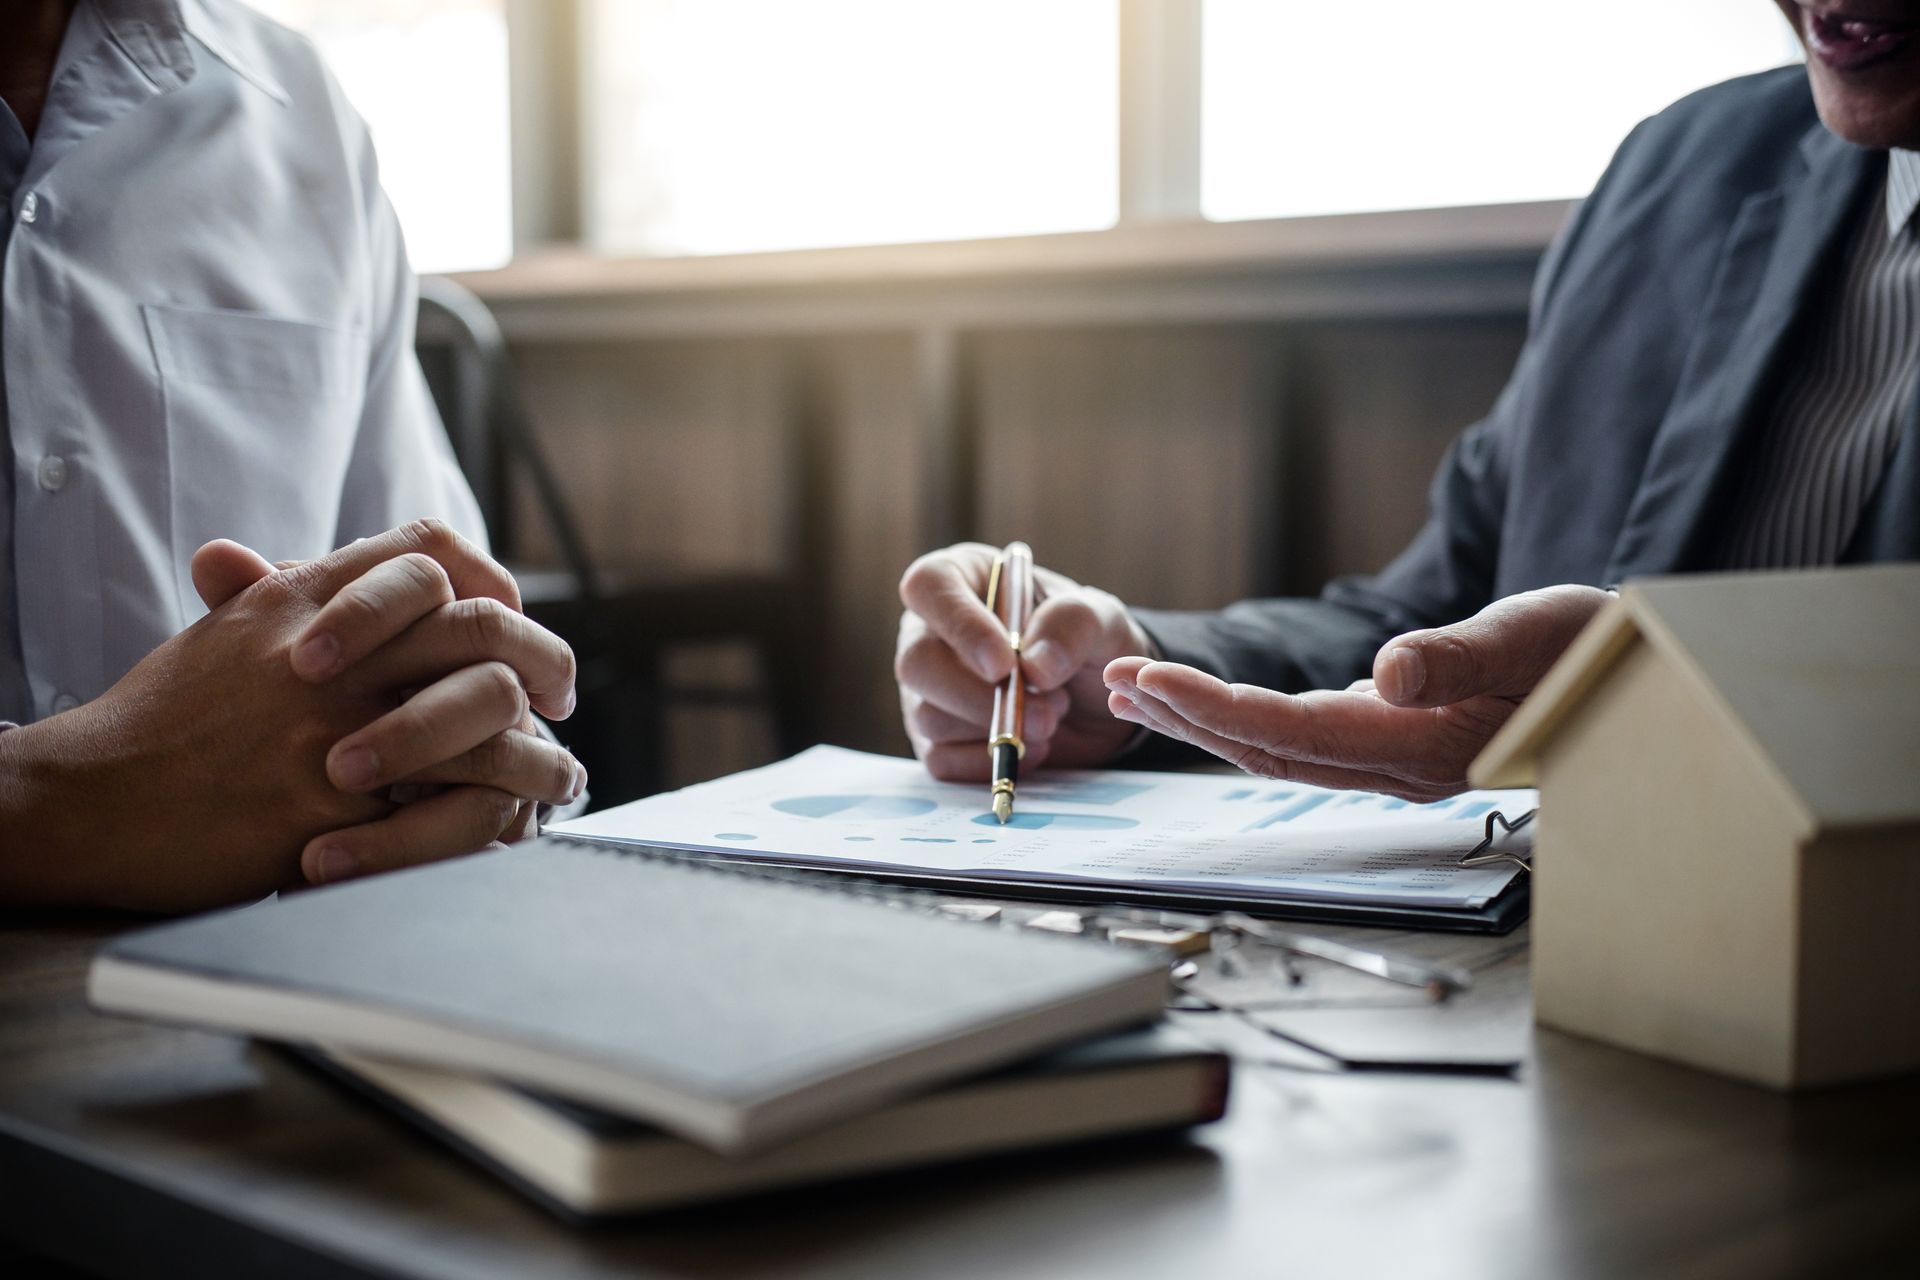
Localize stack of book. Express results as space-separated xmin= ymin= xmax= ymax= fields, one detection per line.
xmin=88 ymin=836 xmax=1229 ymax=1218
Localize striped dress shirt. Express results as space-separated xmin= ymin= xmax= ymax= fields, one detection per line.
xmin=1717 ymin=149 xmax=1920 ymax=569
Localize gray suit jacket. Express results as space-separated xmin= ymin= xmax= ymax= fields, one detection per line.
xmin=1139 ymin=67 xmax=1918 ymax=693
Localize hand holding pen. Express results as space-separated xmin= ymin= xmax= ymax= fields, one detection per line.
xmin=895 ymin=543 xmax=1157 ymax=784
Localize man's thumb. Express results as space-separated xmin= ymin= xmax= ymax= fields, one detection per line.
xmin=1373 ymin=585 xmax=1611 ymax=708
xmin=190 ymin=539 xmax=278 ymax=611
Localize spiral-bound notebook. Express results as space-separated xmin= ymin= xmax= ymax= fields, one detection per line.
xmin=558 ymin=748 xmax=1538 ymax=934
xmin=88 ymin=838 xmax=1168 ymax=1153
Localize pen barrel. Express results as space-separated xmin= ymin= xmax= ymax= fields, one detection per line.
xmin=988 ymin=541 xmax=1035 ymax=793
xmin=996 ymin=543 xmax=1034 ymax=638
xmin=990 ymin=741 xmax=1020 ymax=789
xmin=989 ymin=671 xmax=1025 ymax=744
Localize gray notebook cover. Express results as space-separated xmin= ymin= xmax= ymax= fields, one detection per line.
xmin=93 ymin=837 xmax=1166 ymax=1150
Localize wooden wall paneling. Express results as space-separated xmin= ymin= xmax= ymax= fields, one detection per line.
xmin=1244 ymin=329 xmax=1295 ymax=599
xmin=1287 ymin=318 xmax=1529 ymax=593
xmin=505 ymin=338 xmax=787 ymax=576
xmin=810 ymin=334 xmax=928 ymax=755
xmin=504 ymin=338 xmax=800 ymax=787
xmin=968 ymin=326 xmax=1287 ymax=615
xmin=911 ymin=328 xmax=975 ymax=553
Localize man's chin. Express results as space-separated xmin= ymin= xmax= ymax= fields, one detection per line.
xmin=1808 ymin=68 xmax=1920 ymax=149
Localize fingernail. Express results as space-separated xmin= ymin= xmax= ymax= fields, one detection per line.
xmin=563 ymin=687 xmax=578 ymax=718
xmin=970 ymin=643 xmax=1006 ymax=683
xmin=570 ymin=761 xmax=588 ymax=801
xmin=292 ymin=632 xmax=339 ymax=679
xmin=332 ymin=745 xmax=379 ymax=790
xmin=311 ymin=846 xmax=357 ymax=884
xmin=1386 ymin=646 xmax=1425 ymax=699
xmin=1023 ymin=639 xmax=1061 ymax=683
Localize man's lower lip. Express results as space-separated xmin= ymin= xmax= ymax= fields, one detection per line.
xmin=1805 ymin=11 xmax=1920 ymax=71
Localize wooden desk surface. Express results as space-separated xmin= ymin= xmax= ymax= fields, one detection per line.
xmin=3 ymin=912 xmax=1917 ymax=1280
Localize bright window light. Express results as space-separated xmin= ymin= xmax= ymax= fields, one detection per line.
xmin=1202 ymin=0 xmax=1805 ymax=222
xmin=585 ymin=0 xmax=1119 ymax=256
xmin=246 ymin=0 xmax=514 ymax=273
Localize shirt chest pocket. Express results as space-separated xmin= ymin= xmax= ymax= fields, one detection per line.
xmin=142 ymin=304 xmax=366 ymax=621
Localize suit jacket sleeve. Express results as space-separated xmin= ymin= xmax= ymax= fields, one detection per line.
xmin=1130 ymin=125 xmax=1632 ymax=696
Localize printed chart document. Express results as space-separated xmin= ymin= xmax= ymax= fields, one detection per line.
xmin=556 ymin=747 xmax=1536 ymax=911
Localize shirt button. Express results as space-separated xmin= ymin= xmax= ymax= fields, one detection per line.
xmin=18 ymin=191 xmax=37 ymax=224
xmin=37 ymin=455 xmax=69 ymax=492
xmin=52 ymin=693 xmax=80 ymax=715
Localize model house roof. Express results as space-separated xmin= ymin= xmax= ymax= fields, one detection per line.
xmin=1471 ymin=564 xmax=1920 ymax=833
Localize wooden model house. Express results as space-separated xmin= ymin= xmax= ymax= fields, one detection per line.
xmin=1471 ymin=565 xmax=1920 ymax=1090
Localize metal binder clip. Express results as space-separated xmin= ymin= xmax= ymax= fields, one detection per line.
xmin=1460 ymin=808 xmax=1537 ymax=873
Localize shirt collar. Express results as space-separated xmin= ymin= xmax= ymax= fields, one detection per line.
xmin=20 ymin=0 xmax=287 ymax=188
xmin=88 ymin=0 xmax=195 ymax=95
xmin=1888 ymin=149 xmax=1920 ymax=237
xmin=177 ymin=0 xmax=291 ymax=105
xmin=87 ymin=0 xmax=289 ymax=104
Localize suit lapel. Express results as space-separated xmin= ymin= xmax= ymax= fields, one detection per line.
xmin=1605 ymin=126 xmax=1880 ymax=581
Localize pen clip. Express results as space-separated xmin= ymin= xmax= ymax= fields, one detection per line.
xmin=984 ymin=552 xmax=1005 ymax=620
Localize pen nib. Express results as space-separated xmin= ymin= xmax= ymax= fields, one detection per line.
xmin=993 ymin=793 xmax=1012 ymax=825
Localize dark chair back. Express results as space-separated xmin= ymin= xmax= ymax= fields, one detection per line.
xmin=415 ymin=275 xmax=600 ymax=601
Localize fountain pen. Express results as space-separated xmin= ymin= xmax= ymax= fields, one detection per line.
xmin=985 ymin=541 xmax=1035 ymax=824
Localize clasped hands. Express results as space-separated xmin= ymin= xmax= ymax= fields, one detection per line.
xmin=898 ymin=543 xmax=1608 ymax=799
xmin=8 ymin=519 xmax=581 ymax=912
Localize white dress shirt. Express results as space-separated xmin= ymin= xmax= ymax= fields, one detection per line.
xmin=0 ymin=0 xmax=484 ymax=726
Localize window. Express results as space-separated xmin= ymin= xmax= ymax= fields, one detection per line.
xmin=254 ymin=0 xmax=1814 ymax=266
xmin=583 ymin=0 xmax=1119 ymax=257
xmin=1201 ymin=0 xmax=1804 ymax=222
xmin=247 ymin=0 xmax=514 ymax=273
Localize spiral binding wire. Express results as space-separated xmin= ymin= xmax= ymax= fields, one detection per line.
xmin=1459 ymin=808 xmax=1537 ymax=873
